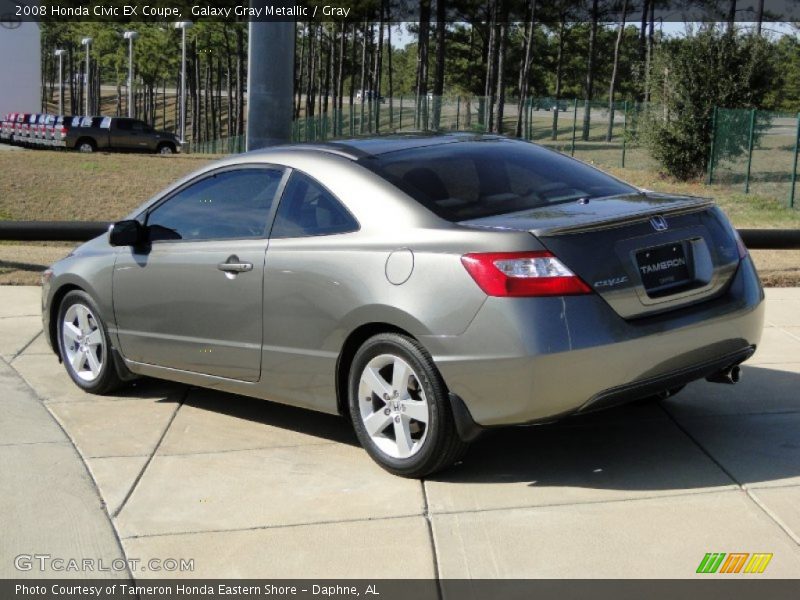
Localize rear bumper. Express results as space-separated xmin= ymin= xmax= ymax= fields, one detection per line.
xmin=578 ymin=345 xmax=754 ymax=413
xmin=423 ymin=256 xmax=765 ymax=427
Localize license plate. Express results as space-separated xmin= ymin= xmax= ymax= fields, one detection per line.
xmin=636 ymin=242 xmax=691 ymax=293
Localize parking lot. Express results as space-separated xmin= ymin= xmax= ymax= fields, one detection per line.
xmin=2 ymin=285 xmax=800 ymax=579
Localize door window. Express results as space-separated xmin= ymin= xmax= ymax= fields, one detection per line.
xmin=271 ymin=171 xmax=358 ymax=238
xmin=146 ymin=168 xmax=284 ymax=242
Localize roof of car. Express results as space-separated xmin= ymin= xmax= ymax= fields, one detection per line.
xmin=245 ymin=133 xmax=509 ymax=161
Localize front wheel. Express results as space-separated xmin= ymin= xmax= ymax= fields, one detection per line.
xmin=348 ymin=333 xmax=468 ymax=478
xmin=157 ymin=143 xmax=175 ymax=155
xmin=57 ymin=290 xmax=123 ymax=395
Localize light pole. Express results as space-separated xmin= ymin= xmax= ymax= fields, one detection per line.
xmin=174 ymin=21 xmax=193 ymax=143
xmin=81 ymin=37 xmax=92 ymax=115
xmin=247 ymin=16 xmax=294 ymax=149
xmin=123 ymin=31 xmax=139 ymax=118
xmin=54 ymin=49 xmax=66 ymax=115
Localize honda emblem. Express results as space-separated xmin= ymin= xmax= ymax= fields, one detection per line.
xmin=650 ymin=215 xmax=668 ymax=232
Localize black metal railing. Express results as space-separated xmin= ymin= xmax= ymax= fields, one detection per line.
xmin=0 ymin=221 xmax=110 ymax=241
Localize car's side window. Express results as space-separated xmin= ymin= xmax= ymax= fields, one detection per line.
xmin=146 ymin=168 xmax=284 ymax=242
xmin=271 ymin=171 xmax=358 ymax=238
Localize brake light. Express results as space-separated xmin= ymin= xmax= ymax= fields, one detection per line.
xmin=461 ymin=251 xmax=592 ymax=297
xmin=59 ymin=126 xmax=67 ymax=137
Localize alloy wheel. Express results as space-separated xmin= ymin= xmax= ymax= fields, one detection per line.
xmin=358 ymin=354 xmax=430 ymax=459
xmin=62 ymin=303 xmax=105 ymax=382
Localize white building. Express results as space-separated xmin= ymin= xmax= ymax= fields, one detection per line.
xmin=0 ymin=1 xmax=41 ymax=116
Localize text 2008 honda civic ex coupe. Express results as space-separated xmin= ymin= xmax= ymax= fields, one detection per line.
xmin=42 ymin=134 xmax=764 ymax=477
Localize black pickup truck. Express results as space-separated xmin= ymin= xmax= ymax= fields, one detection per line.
xmin=64 ymin=116 xmax=181 ymax=154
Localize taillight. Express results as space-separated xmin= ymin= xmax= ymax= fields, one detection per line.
xmin=59 ymin=126 xmax=67 ymax=138
xmin=461 ymin=251 xmax=592 ymax=297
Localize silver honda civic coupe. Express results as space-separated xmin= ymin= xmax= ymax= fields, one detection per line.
xmin=42 ymin=134 xmax=764 ymax=477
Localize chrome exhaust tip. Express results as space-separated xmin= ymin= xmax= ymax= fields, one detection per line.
xmin=706 ymin=365 xmax=741 ymax=385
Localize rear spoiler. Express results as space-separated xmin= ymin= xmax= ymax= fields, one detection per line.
xmin=533 ymin=199 xmax=715 ymax=237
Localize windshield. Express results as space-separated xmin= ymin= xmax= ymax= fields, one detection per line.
xmin=361 ymin=140 xmax=637 ymax=222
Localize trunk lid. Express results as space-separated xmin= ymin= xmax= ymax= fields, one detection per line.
xmin=461 ymin=193 xmax=741 ymax=319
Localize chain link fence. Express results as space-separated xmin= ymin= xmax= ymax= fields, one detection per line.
xmin=187 ymin=95 xmax=656 ymax=172
xmin=183 ymin=97 xmax=800 ymax=210
xmin=709 ymin=108 xmax=800 ymax=208
xmin=183 ymin=135 xmax=246 ymax=155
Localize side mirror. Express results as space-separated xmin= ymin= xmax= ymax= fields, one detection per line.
xmin=109 ymin=220 xmax=146 ymax=247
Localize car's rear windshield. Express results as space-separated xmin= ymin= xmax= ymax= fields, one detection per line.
xmin=360 ymin=140 xmax=637 ymax=221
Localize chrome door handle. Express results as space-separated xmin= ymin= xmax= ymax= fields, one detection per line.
xmin=218 ymin=262 xmax=253 ymax=273
xmin=217 ymin=256 xmax=253 ymax=273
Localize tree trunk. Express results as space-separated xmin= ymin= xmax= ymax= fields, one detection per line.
xmin=223 ymin=27 xmax=234 ymax=137
xmin=638 ymin=0 xmax=649 ymax=101
xmin=323 ymin=28 xmax=332 ymax=117
xmin=236 ymin=27 xmax=245 ymax=137
xmin=329 ymin=25 xmax=337 ymax=122
xmin=295 ymin=24 xmax=306 ymax=119
xmin=727 ymin=0 xmax=737 ymax=34
xmin=432 ymin=0 xmax=446 ymax=129
xmin=349 ymin=25 xmax=356 ymax=123
xmin=484 ymin=2 xmax=497 ymax=132
xmin=214 ymin=55 xmax=222 ymax=140
xmin=644 ymin=0 xmax=654 ymax=102
xmin=207 ymin=61 xmax=214 ymax=139
xmin=317 ymin=30 xmax=324 ymax=122
xmin=191 ymin=39 xmax=199 ymax=141
xmin=494 ymin=19 xmax=508 ymax=134
xmin=755 ymin=0 xmax=764 ymax=35
xmin=359 ymin=21 xmax=369 ymax=131
xmin=415 ymin=0 xmax=431 ymax=129
xmin=606 ymin=0 xmax=628 ymax=141
xmin=336 ymin=22 xmax=346 ymax=133
xmin=551 ymin=17 xmax=566 ymax=140
xmin=162 ymin=81 xmax=167 ymax=130
xmin=387 ymin=19 xmax=394 ymax=129
xmin=306 ymin=24 xmax=317 ymax=118
xmin=581 ymin=0 xmax=599 ymax=141
xmin=515 ymin=0 xmax=537 ymax=138
xmin=374 ymin=9 xmax=384 ymax=132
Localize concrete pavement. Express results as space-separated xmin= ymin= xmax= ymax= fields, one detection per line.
xmin=0 ymin=289 xmax=127 ymax=580
xmin=1 ymin=285 xmax=799 ymax=579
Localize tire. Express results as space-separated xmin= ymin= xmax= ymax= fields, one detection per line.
xmin=77 ymin=139 xmax=95 ymax=153
xmin=157 ymin=143 xmax=175 ymax=155
xmin=57 ymin=290 xmax=124 ymax=395
xmin=348 ymin=333 xmax=469 ymax=478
